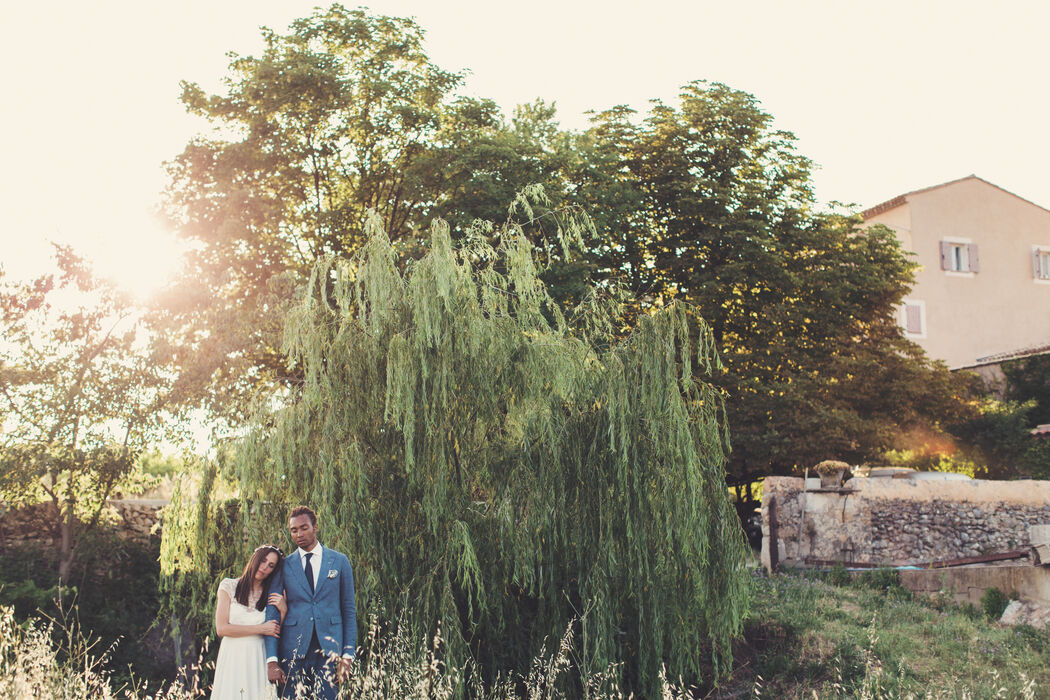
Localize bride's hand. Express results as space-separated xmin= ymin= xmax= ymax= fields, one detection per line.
xmin=259 ymin=620 xmax=281 ymax=638
xmin=268 ymin=592 xmax=287 ymax=616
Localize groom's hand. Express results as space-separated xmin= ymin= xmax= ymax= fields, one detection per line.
xmin=337 ymin=657 xmax=353 ymax=683
xmin=267 ymin=661 xmax=285 ymax=684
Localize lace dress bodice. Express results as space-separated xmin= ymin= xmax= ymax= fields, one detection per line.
xmin=218 ymin=578 xmax=265 ymax=622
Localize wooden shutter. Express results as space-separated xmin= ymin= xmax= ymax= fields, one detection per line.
xmin=939 ymin=241 xmax=951 ymax=270
xmin=967 ymin=244 xmax=979 ymax=272
xmin=905 ymin=304 xmax=922 ymax=334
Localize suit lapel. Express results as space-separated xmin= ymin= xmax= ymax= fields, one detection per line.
xmin=287 ymin=551 xmax=309 ymax=598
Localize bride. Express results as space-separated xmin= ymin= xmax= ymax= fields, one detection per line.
xmin=211 ymin=544 xmax=287 ymax=700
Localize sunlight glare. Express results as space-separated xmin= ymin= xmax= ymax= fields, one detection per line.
xmin=91 ymin=223 xmax=185 ymax=302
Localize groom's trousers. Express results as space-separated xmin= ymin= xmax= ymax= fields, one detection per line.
xmin=281 ymin=631 xmax=337 ymax=700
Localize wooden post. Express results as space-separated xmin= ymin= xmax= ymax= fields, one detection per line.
xmin=768 ymin=495 xmax=779 ymax=572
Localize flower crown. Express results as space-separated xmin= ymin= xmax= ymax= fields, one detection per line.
xmin=255 ymin=544 xmax=285 ymax=557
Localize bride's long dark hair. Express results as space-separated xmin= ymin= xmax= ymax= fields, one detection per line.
xmin=235 ymin=544 xmax=284 ymax=611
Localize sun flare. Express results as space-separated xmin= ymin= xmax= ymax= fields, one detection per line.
xmin=91 ymin=226 xmax=185 ymax=302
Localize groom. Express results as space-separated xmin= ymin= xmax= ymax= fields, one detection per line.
xmin=265 ymin=506 xmax=357 ymax=699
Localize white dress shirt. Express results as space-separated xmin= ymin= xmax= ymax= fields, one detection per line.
xmin=298 ymin=542 xmax=323 ymax=590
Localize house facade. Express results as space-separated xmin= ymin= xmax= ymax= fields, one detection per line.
xmin=863 ymin=175 xmax=1050 ymax=370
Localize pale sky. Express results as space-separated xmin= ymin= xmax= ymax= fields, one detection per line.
xmin=3 ymin=0 xmax=1049 ymax=298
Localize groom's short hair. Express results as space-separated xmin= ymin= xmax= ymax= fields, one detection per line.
xmin=289 ymin=505 xmax=317 ymax=526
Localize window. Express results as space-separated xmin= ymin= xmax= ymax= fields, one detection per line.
xmin=1034 ymin=247 xmax=1050 ymax=281
xmin=939 ymin=240 xmax=979 ymax=273
xmin=900 ymin=300 xmax=925 ymax=338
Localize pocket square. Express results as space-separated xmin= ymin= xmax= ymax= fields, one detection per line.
xmin=327 ymin=569 xmax=338 ymax=579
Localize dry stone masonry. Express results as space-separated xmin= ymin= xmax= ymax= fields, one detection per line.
xmin=762 ymin=476 xmax=1050 ymax=569
xmin=0 ymin=500 xmax=166 ymax=548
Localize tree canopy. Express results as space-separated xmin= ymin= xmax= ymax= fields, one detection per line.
xmin=155 ymin=5 xmax=463 ymax=424
xmin=158 ymin=5 xmax=971 ymax=482
xmin=577 ymin=83 xmax=971 ymax=484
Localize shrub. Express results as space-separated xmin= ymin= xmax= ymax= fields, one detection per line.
xmin=0 ymin=528 xmax=168 ymax=685
xmin=826 ymin=563 xmax=851 ymax=587
xmin=980 ymin=587 xmax=1011 ymax=620
xmin=856 ymin=567 xmax=902 ymax=593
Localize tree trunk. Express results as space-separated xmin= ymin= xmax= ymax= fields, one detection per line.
xmin=58 ymin=503 xmax=75 ymax=580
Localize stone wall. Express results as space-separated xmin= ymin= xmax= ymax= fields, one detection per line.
xmin=761 ymin=476 xmax=1050 ymax=569
xmin=0 ymin=500 xmax=167 ymax=548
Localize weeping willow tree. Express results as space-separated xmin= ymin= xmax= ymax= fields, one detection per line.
xmin=165 ymin=205 xmax=749 ymax=694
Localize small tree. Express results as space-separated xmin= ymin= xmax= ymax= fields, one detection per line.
xmin=0 ymin=248 xmax=170 ymax=579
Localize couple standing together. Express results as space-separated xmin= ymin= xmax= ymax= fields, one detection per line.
xmin=211 ymin=506 xmax=357 ymax=700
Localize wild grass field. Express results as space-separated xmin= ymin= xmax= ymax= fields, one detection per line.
xmin=723 ymin=569 xmax=1047 ymax=699
xmin=2 ymin=569 xmax=1046 ymax=699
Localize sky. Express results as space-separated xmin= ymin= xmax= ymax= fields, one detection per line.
xmin=2 ymin=0 xmax=1049 ymax=298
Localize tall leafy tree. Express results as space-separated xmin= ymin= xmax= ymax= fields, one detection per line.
xmin=580 ymin=82 xmax=971 ymax=485
xmin=162 ymin=215 xmax=749 ymax=695
xmin=156 ymin=5 xmax=463 ymax=424
xmin=0 ymin=249 xmax=170 ymax=578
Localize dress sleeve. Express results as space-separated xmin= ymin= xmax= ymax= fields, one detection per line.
xmin=218 ymin=577 xmax=237 ymax=600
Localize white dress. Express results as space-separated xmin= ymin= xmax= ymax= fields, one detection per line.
xmin=210 ymin=578 xmax=278 ymax=700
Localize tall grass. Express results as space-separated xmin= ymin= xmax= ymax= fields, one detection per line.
xmin=3 ymin=579 xmax=1047 ymax=700
xmin=0 ymin=604 xmax=691 ymax=700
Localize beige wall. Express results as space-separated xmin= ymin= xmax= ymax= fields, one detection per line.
xmin=866 ymin=177 xmax=1050 ymax=368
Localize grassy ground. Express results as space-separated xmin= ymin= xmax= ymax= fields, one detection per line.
xmin=3 ymin=567 xmax=1048 ymax=698
xmin=709 ymin=569 xmax=1047 ymax=699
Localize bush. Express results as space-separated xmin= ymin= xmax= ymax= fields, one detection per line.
xmin=0 ymin=528 xmax=169 ymax=686
xmin=980 ymin=587 xmax=1011 ymax=620
xmin=952 ymin=398 xmax=1048 ymax=479
xmin=0 ymin=575 xmax=65 ymax=618
xmin=856 ymin=567 xmax=902 ymax=593
xmin=826 ymin=563 xmax=851 ymax=587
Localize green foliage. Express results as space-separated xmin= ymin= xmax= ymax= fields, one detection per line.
xmin=743 ymin=572 xmax=1048 ymax=699
xmin=137 ymin=449 xmax=184 ymax=479
xmin=163 ymin=212 xmax=750 ymax=695
xmin=578 ymin=82 xmax=972 ymax=485
xmin=951 ymin=398 xmax=1050 ymax=478
xmin=159 ymin=7 xmax=971 ymax=487
xmin=0 ymin=530 xmax=168 ymax=685
xmin=1003 ymin=353 xmax=1050 ymax=425
xmin=155 ymin=4 xmax=467 ymax=424
xmin=157 ymin=457 xmax=250 ymax=679
xmin=826 ymin=564 xmax=851 ymax=587
xmin=0 ymin=575 xmax=64 ymax=619
xmin=980 ymin=587 xmax=1011 ymax=620
xmin=855 ymin=568 xmax=908 ymax=598
xmin=880 ymin=447 xmax=978 ymax=476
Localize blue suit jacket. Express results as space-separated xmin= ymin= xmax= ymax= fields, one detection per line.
xmin=264 ymin=545 xmax=357 ymax=660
